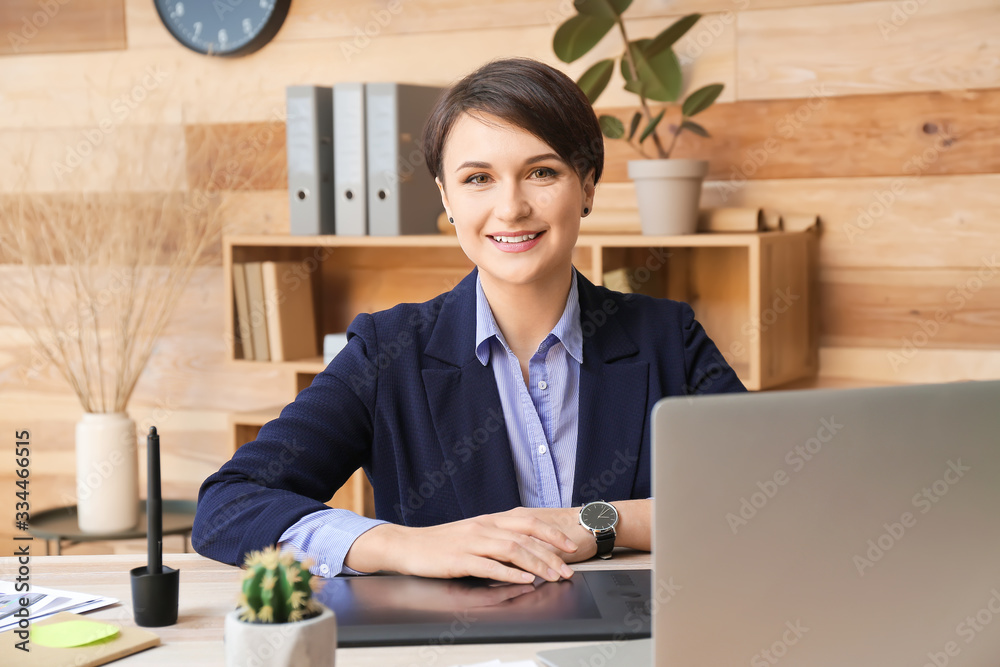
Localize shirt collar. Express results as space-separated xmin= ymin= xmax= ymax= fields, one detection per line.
xmin=475 ymin=268 xmax=583 ymax=366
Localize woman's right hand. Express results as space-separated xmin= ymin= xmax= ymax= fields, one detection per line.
xmin=344 ymin=507 xmax=578 ymax=584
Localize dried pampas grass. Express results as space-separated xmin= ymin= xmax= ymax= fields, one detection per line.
xmin=0 ymin=123 xmax=282 ymax=413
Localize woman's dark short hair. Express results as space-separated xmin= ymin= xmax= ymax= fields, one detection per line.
xmin=423 ymin=58 xmax=604 ymax=186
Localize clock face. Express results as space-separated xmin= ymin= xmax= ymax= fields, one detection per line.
xmin=581 ymin=502 xmax=618 ymax=531
xmin=154 ymin=0 xmax=292 ymax=57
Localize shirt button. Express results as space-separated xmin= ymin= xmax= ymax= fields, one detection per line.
xmin=319 ymin=564 xmax=330 ymax=576
xmin=538 ymin=445 xmax=547 ymax=455
xmin=538 ymin=380 xmax=548 ymax=390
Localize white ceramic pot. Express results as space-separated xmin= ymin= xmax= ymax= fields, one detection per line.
xmin=75 ymin=412 xmax=139 ymax=533
xmin=225 ymin=606 xmax=337 ymax=667
xmin=627 ymin=159 xmax=709 ymax=235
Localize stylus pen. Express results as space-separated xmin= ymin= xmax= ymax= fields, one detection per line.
xmin=147 ymin=426 xmax=162 ymax=575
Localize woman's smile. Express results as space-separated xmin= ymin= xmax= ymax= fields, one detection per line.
xmin=488 ymin=229 xmax=545 ymax=252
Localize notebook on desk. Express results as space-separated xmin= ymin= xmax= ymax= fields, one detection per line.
xmin=539 ymin=380 xmax=1000 ymax=667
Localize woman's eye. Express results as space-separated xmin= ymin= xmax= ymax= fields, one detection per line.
xmin=531 ymin=167 xmax=556 ymax=178
xmin=465 ymin=173 xmax=490 ymax=185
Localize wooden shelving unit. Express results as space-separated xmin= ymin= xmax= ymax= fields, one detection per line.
xmin=224 ymin=231 xmax=818 ymax=516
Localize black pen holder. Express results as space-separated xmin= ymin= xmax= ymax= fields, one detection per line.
xmin=130 ymin=565 xmax=180 ymax=627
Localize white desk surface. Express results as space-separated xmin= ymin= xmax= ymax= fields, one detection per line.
xmin=3 ymin=550 xmax=651 ymax=666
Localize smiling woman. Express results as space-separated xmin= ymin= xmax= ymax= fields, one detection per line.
xmin=193 ymin=57 xmax=746 ymax=585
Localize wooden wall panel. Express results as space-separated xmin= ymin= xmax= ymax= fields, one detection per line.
xmin=0 ymin=0 xmax=125 ymax=56
xmin=819 ymin=348 xmax=1000 ymax=384
xmin=0 ymin=14 xmax=734 ymax=128
xmin=0 ymin=268 xmax=289 ymax=411
xmin=0 ymin=127 xmax=187 ymax=193
xmin=185 ymin=124 xmax=287 ymax=192
xmin=738 ymin=0 xmax=1000 ymax=100
xmin=820 ymin=267 xmax=1000 ymax=348
xmin=123 ymin=0 xmax=867 ymax=48
xmin=697 ymin=175 xmax=1000 ymax=269
xmin=601 ymin=88 xmax=1000 ymax=182
xmin=182 ymin=88 xmax=1000 ymax=193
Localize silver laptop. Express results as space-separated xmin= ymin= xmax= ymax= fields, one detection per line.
xmin=539 ymin=380 xmax=1000 ymax=667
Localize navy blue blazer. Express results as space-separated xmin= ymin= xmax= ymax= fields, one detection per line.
xmin=193 ymin=268 xmax=746 ymax=565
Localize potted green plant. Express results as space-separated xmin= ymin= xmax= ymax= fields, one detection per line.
xmin=553 ymin=1 xmax=724 ymax=235
xmin=224 ymin=546 xmax=335 ymax=667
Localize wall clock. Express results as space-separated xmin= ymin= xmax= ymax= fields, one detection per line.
xmin=154 ymin=0 xmax=292 ymax=57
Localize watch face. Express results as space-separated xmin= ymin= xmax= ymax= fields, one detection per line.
xmin=154 ymin=0 xmax=292 ymax=57
xmin=581 ymin=502 xmax=618 ymax=531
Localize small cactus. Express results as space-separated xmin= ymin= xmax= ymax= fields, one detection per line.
xmin=237 ymin=546 xmax=324 ymax=623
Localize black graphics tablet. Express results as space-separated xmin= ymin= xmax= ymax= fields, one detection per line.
xmin=315 ymin=569 xmax=652 ymax=647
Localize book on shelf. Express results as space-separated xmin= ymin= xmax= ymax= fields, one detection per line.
xmin=243 ymin=261 xmax=271 ymax=361
xmin=261 ymin=260 xmax=319 ymax=362
xmin=232 ymin=262 xmax=254 ymax=360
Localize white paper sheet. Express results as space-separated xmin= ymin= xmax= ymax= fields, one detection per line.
xmin=0 ymin=581 xmax=117 ymax=633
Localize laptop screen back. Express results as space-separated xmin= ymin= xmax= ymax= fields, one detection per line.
xmin=652 ymin=380 xmax=1000 ymax=667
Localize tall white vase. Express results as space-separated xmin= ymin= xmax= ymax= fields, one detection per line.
xmin=75 ymin=412 xmax=139 ymax=533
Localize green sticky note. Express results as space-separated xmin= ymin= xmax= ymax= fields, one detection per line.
xmin=30 ymin=619 xmax=120 ymax=648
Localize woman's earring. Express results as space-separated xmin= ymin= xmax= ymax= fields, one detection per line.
xmin=448 ymin=216 xmax=455 ymax=224
xmin=583 ymin=207 xmax=590 ymax=216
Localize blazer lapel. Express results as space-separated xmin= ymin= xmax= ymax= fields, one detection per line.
xmin=421 ymin=269 xmax=522 ymax=518
xmin=573 ymin=273 xmax=649 ymax=505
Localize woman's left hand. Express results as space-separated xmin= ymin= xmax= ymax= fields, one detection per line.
xmin=520 ymin=498 xmax=652 ymax=563
xmin=516 ymin=507 xmax=597 ymax=563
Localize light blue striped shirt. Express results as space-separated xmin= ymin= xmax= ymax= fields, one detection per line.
xmin=475 ymin=269 xmax=582 ymax=509
xmin=279 ymin=268 xmax=582 ymax=575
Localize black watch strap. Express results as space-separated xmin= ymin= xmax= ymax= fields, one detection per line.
xmin=595 ymin=529 xmax=615 ymax=559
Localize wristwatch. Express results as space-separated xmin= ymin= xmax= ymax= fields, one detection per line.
xmin=579 ymin=500 xmax=619 ymax=560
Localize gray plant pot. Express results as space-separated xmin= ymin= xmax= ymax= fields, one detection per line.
xmin=224 ymin=606 xmax=336 ymax=667
xmin=627 ymin=159 xmax=709 ymax=235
